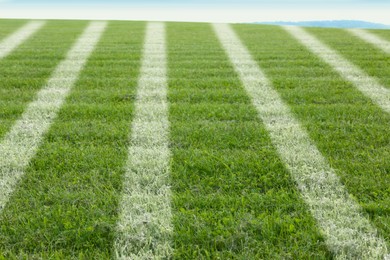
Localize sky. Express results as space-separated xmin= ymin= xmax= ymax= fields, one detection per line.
xmin=0 ymin=0 xmax=389 ymax=24
xmin=2 ymin=0 xmax=390 ymax=7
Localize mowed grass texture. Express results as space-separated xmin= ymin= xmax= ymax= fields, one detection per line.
xmin=233 ymin=23 xmax=390 ymax=255
xmin=0 ymin=20 xmax=26 ymax=39
xmin=0 ymin=19 xmax=389 ymax=259
xmin=309 ymin=27 xmax=390 ymax=89
xmin=0 ymin=21 xmax=87 ymax=138
xmin=0 ymin=21 xmax=144 ymax=258
xmin=168 ymin=23 xmax=328 ymax=258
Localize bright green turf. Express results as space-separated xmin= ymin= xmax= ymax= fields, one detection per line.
xmin=234 ymin=23 xmax=390 ymax=248
xmin=306 ymin=27 xmax=390 ymax=88
xmin=0 ymin=19 xmax=26 ymax=40
xmin=0 ymin=21 xmax=144 ymax=258
xmin=0 ymin=20 xmax=389 ymax=258
xmin=168 ymin=22 xmax=330 ymax=259
xmin=0 ymin=20 xmax=87 ymax=139
xmin=369 ymin=29 xmax=390 ymax=42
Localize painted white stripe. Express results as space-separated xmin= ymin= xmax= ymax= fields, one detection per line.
xmin=283 ymin=26 xmax=390 ymax=114
xmin=213 ymin=23 xmax=388 ymax=259
xmin=348 ymin=28 xmax=390 ymax=54
xmin=115 ymin=22 xmax=172 ymax=259
xmin=0 ymin=21 xmax=107 ymax=211
xmin=0 ymin=21 xmax=45 ymax=60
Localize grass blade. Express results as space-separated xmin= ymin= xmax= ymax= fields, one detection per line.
xmin=0 ymin=21 xmax=45 ymax=59
xmin=348 ymin=28 xmax=390 ymax=54
xmin=284 ymin=26 xmax=390 ymax=114
xmin=213 ymin=23 xmax=388 ymax=259
xmin=0 ymin=21 xmax=107 ymax=212
xmin=115 ymin=22 xmax=172 ymax=259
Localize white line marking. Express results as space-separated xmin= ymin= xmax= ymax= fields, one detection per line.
xmin=213 ymin=23 xmax=389 ymax=259
xmin=348 ymin=28 xmax=390 ymax=54
xmin=0 ymin=21 xmax=46 ymax=60
xmin=0 ymin=21 xmax=107 ymax=212
xmin=115 ymin=22 xmax=172 ymax=259
xmin=283 ymin=26 xmax=390 ymax=114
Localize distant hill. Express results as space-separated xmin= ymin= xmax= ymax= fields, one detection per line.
xmin=256 ymin=20 xmax=390 ymax=29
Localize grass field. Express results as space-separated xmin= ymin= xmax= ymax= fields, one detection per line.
xmin=0 ymin=19 xmax=389 ymax=259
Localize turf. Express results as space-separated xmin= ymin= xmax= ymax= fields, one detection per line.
xmin=306 ymin=27 xmax=390 ymax=88
xmin=233 ymin=23 xmax=390 ymax=248
xmin=168 ymin=22 xmax=329 ymax=259
xmin=0 ymin=19 xmax=388 ymax=259
xmin=0 ymin=21 xmax=144 ymax=258
xmin=0 ymin=20 xmax=87 ymax=139
xmin=370 ymin=29 xmax=390 ymax=42
xmin=0 ymin=20 xmax=26 ymax=40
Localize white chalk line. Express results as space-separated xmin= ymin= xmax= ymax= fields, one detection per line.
xmin=348 ymin=28 xmax=390 ymax=54
xmin=114 ymin=22 xmax=172 ymax=259
xmin=284 ymin=26 xmax=390 ymax=114
xmin=213 ymin=23 xmax=388 ymax=259
xmin=0 ymin=21 xmax=46 ymax=60
xmin=0 ymin=21 xmax=107 ymax=212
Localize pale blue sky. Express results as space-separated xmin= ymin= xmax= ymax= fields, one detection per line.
xmin=3 ymin=0 xmax=390 ymax=6
xmin=0 ymin=0 xmax=389 ymax=24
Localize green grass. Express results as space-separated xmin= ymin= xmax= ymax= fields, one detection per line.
xmin=370 ymin=29 xmax=390 ymax=41
xmin=0 ymin=19 xmax=389 ymax=258
xmin=0 ymin=21 xmax=144 ymax=258
xmin=168 ymin=22 xmax=329 ymax=259
xmin=234 ymin=23 xmax=390 ymax=246
xmin=0 ymin=20 xmax=87 ymax=138
xmin=0 ymin=20 xmax=26 ymax=40
xmin=306 ymin=27 xmax=390 ymax=88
